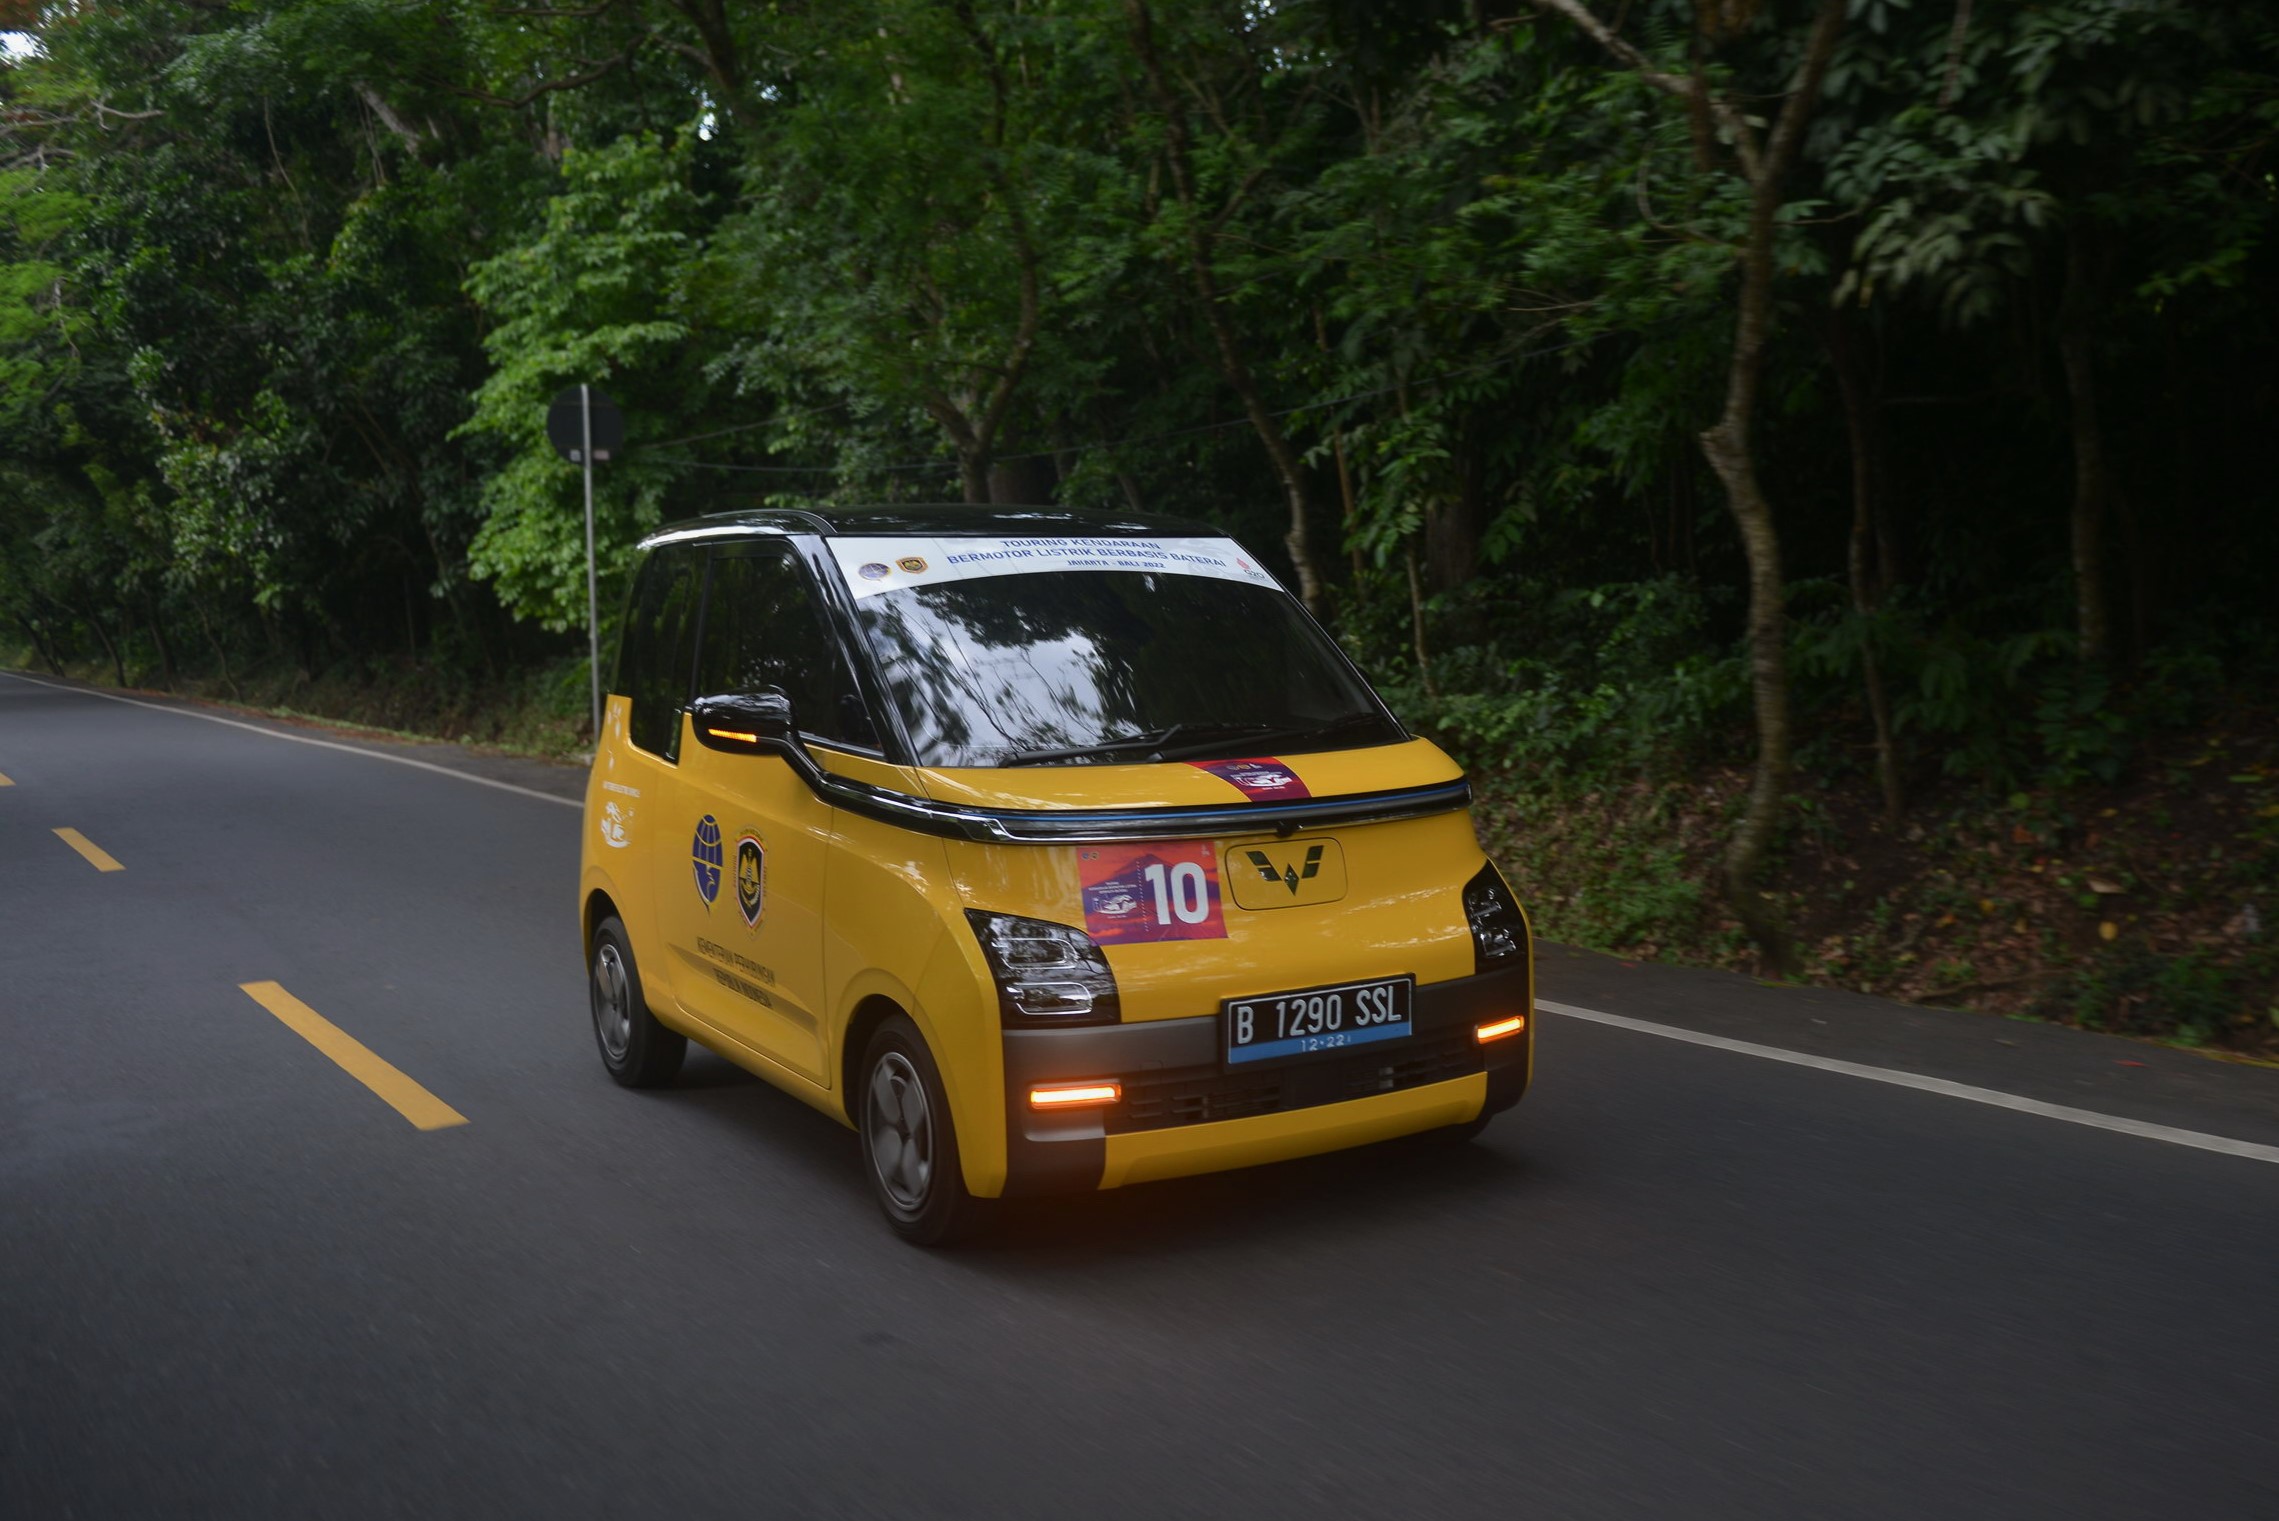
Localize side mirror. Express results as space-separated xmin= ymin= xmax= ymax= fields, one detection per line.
xmin=691 ymin=689 xmax=796 ymax=755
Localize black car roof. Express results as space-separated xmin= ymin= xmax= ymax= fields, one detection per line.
xmin=639 ymin=502 xmax=1223 ymax=551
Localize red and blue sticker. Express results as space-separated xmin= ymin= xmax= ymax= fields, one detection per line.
xmin=1189 ymin=757 xmax=1310 ymax=801
xmin=1072 ymin=759 xmax=1307 ymax=942
xmin=1079 ymin=842 xmax=1227 ymax=944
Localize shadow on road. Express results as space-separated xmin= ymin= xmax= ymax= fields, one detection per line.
xmin=971 ymin=1133 xmax=1534 ymax=1270
xmin=631 ymin=1046 xmax=1538 ymax=1267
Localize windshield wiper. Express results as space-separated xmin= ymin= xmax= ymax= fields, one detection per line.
xmin=998 ymin=722 xmax=1275 ymax=767
xmin=1184 ymin=711 xmax=1395 ymax=757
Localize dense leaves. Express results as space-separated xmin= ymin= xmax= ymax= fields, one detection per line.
xmin=1 ymin=1 xmax=2274 ymax=1003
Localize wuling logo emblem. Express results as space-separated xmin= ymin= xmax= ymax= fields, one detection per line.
xmin=1246 ymin=843 xmax=1325 ymax=896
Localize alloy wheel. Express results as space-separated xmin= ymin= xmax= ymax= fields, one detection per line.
xmin=591 ymin=941 xmax=633 ymax=1062
xmin=866 ymin=1051 xmax=934 ymax=1213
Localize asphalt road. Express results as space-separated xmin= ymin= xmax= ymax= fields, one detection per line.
xmin=4 ymin=670 xmax=2276 ymax=1520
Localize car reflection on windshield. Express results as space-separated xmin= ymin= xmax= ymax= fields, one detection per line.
xmin=847 ymin=570 xmax=1401 ymax=768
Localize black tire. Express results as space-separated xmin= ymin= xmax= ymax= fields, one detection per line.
xmin=589 ymin=914 xmax=685 ymax=1088
xmin=858 ymin=1016 xmax=988 ymax=1247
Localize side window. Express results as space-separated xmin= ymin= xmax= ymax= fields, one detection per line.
xmin=617 ymin=549 xmax=699 ymax=761
xmin=693 ymin=546 xmax=881 ymax=751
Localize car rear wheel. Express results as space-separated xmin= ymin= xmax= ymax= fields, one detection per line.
xmin=589 ymin=914 xmax=685 ymax=1088
xmin=859 ymin=1017 xmax=986 ymax=1246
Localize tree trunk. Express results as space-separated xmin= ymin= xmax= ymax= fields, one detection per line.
xmin=1125 ymin=0 xmax=1325 ymax=610
xmin=922 ymin=7 xmax=1043 ymax=513
xmin=988 ymin=455 xmax=1057 ymax=505
xmin=88 ymin=607 xmax=126 ymax=688
xmin=2057 ymin=229 xmax=2111 ymax=663
xmin=1699 ymin=413 xmax=1794 ymax=971
xmin=14 ymin=613 xmax=65 ymax=675
xmin=1314 ymin=308 xmax=1367 ymax=586
xmin=1405 ymin=544 xmax=1437 ymax=700
xmin=1329 ymin=428 xmax=1365 ymax=583
xmin=44 ymin=594 xmax=125 ymax=688
xmin=192 ymin=598 xmax=240 ymax=700
xmin=2114 ymin=475 xmax=2147 ymax=664
xmin=421 ymin=518 xmax=494 ymax=680
xmin=1526 ymin=0 xmax=1844 ymax=967
xmin=1828 ymin=312 xmax=1904 ymax=825
xmin=1427 ymin=419 xmax=1485 ymax=593
xmin=1694 ymin=0 xmax=1846 ymax=974
xmin=957 ymin=448 xmax=990 ymax=506
xmin=144 ymin=594 xmax=176 ymax=691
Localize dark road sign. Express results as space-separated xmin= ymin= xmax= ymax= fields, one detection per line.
xmin=547 ymin=385 xmax=624 ymax=463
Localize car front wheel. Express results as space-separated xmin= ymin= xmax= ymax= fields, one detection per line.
xmin=589 ymin=913 xmax=685 ymax=1088
xmin=859 ymin=1016 xmax=986 ymax=1246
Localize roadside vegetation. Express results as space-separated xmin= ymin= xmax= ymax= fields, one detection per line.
xmin=1 ymin=2 xmax=2273 ymax=1053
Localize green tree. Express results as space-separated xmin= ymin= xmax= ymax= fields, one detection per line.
xmin=1524 ymin=0 xmax=1847 ymax=970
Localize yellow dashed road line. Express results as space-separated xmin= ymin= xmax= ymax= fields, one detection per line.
xmin=239 ymin=980 xmax=469 ymax=1132
xmin=53 ymin=827 xmax=123 ymax=872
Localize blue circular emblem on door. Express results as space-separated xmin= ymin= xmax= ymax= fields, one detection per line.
xmin=691 ymin=814 xmax=724 ymax=906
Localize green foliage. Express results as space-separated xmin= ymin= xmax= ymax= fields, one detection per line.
xmin=460 ymin=136 xmax=711 ymax=629
xmin=0 ymin=1 xmax=2274 ymax=1048
xmin=696 ymin=1 xmax=1125 ymax=495
xmin=2043 ymin=945 xmax=2245 ymax=1045
xmin=1373 ymin=574 xmax=1746 ymax=780
xmin=1485 ymin=778 xmax=1712 ymax=952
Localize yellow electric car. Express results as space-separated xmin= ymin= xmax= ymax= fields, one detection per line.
xmin=579 ymin=506 xmax=1533 ymax=1243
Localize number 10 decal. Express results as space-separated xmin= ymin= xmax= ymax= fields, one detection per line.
xmin=1078 ymin=841 xmax=1228 ymax=944
xmin=1143 ymin=860 xmax=1211 ymax=924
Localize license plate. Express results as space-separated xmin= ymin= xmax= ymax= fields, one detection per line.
xmin=1223 ymin=976 xmax=1414 ymax=1066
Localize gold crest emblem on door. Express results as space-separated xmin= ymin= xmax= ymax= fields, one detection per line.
xmin=1225 ymin=838 xmax=1347 ymax=910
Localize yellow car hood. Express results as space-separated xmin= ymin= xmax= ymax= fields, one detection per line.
xmin=913 ymin=737 xmax=1463 ymax=813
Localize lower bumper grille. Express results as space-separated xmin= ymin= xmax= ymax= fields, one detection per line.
xmin=1107 ymin=1028 xmax=1481 ymax=1135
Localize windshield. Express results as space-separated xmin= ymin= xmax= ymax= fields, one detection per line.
xmin=827 ymin=539 xmax=1402 ymax=769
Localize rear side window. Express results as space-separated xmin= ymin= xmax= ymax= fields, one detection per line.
xmin=616 ymin=548 xmax=700 ymax=760
xmin=693 ymin=546 xmax=880 ymax=751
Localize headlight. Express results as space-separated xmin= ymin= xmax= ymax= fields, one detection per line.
xmin=1462 ymin=860 xmax=1528 ymax=975
xmin=965 ymin=909 xmax=1123 ymax=1026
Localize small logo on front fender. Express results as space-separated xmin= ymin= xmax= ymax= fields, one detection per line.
xmin=691 ymin=815 xmax=724 ymax=907
xmin=599 ymin=799 xmax=634 ymax=848
xmin=735 ymin=833 xmax=765 ymax=928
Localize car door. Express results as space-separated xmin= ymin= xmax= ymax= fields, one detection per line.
xmin=652 ymin=542 xmax=880 ymax=1086
xmin=600 ymin=544 xmax=702 ymax=981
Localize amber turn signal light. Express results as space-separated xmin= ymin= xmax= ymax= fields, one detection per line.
xmin=1029 ymin=1080 xmax=1122 ymax=1108
xmin=705 ymin=727 xmax=761 ymax=745
xmin=1474 ymin=1014 xmax=1526 ymax=1044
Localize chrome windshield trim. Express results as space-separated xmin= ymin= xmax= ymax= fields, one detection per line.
xmin=791 ymin=751 xmax=1469 ymax=843
xmin=748 ymin=721 xmax=1470 ymax=841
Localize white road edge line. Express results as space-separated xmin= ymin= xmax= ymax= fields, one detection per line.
xmin=14 ymin=664 xmax=2267 ymax=1165
xmin=1537 ymin=998 xmax=2279 ymax=1167
xmin=1 ymin=670 xmax=579 ymax=811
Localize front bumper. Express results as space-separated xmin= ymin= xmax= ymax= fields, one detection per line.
xmin=998 ymin=961 xmax=1533 ymax=1196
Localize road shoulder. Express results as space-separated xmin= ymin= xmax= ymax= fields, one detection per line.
xmin=0 ymin=669 xmax=587 ymax=805
xmin=1536 ymin=942 xmax=2279 ymax=1152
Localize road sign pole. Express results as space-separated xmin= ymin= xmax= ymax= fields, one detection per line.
xmin=581 ymin=383 xmax=600 ymax=743
xmin=546 ymin=380 xmax=620 ymax=747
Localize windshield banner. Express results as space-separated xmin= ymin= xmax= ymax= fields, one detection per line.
xmin=825 ymin=535 xmax=1284 ymax=600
